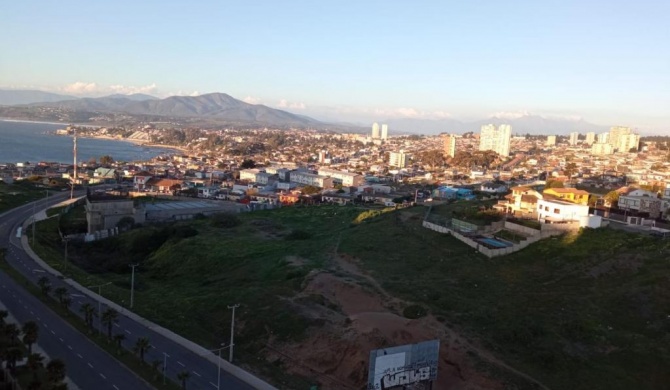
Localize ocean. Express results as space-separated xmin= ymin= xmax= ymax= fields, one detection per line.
xmin=0 ymin=120 xmax=176 ymax=164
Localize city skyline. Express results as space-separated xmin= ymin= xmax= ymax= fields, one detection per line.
xmin=1 ymin=1 xmax=669 ymax=133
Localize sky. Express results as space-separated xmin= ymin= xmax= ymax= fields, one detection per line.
xmin=1 ymin=0 xmax=669 ymax=132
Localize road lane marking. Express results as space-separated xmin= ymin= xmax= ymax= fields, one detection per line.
xmin=88 ymin=363 xmax=93 ymax=368
xmin=113 ymin=386 xmax=119 ymax=390
xmin=59 ymin=338 xmax=63 ymax=342
xmin=77 ymin=354 xmax=83 ymax=358
xmin=51 ymin=330 xmax=55 ymax=335
xmin=100 ymin=373 xmax=106 ymax=379
xmin=68 ymin=345 xmax=73 ymax=350
xmin=210 ymin=382 xmax=217 ymax=388
xmin=177 ymin=361 xmax=185 ymax=367
xmin=124 ymin=330 xmax=131 ymax=334
xmin=192 ymin=371 xmax=201 ymax=377
xmin=114 ymin=323 xmax=120 ymax=327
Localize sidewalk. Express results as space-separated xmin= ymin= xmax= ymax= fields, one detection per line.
xmin=21 ymin=210 xmax=276 ymax=390
xmin=0 ymin=300 xmax=80 ymax=390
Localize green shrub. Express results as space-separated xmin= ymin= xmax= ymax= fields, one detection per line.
xmin=285 ymin=229 xmax=312 ymax=240
xmin=210 ymin=213 xmax=241 ymax=228
xmin=403 ymin=304 xmax=428 ymax=319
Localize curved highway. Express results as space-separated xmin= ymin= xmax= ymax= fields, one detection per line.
xmin=0 ymin=191 xmax=257 ymax=390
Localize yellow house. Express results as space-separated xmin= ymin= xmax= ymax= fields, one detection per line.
xmin=542 ymin=188 xmax=590 ymax=205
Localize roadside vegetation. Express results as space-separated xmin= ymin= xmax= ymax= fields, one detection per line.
xmin=28 ymin=201 xmax=670 ymax=390
xmin=0 ymin=179 xmax=66 ymax=214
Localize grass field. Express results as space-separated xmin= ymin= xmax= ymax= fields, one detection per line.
xmin=0 ymin=181 xmax=59 ymax=214
xmin=30 ymin=201 xmax=670 ymax=390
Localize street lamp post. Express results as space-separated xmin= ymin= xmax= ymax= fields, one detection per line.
xmin=228 ymin=304 xmax=240 ymax=363
xmin=129 ymin=263 xmax=139 ymax=308
xmin=211 ymin=343 xmax=229 ymax=390
xmin=87 ymin=282 xmax=112 ymax=331
xmin=163 ymin=352 xmax=170 ymax=384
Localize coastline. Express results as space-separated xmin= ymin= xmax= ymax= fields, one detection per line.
xmin=76 ymin=134 xmax=190 ymax=153
xmin=0 ymin=117 xmax=100 ymax=128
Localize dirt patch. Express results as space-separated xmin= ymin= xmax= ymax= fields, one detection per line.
xmin=588 ymin=254 xmax=644 ymax=278
xmin=267 ymin=253 xmax=550 ymax=390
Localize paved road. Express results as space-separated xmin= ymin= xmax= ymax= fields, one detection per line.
xmin=0 ymin=191 xmax=254 ymax=390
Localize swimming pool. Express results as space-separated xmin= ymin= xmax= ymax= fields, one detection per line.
xmin=477 ymin=238 xmax=513 ymax=248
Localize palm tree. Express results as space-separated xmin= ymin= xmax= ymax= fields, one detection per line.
xmin=53 ymin=287 xmax=68 ymax=305
xmin=27 ymin=353 xmax=45 ymax=380
xmin=133 ymin=337 xmax=151 ymax=362
xmin=37 ymin=276 xmax=51 ymax=295
xmin=5 ymin=347 xmax=23 ymax=373
xmin=46 ymin=358 xmax=67 ymax=386
xmin=150 ymin=360 xmax=162 ymax=380
xmin=101 ymin=308 xmax=118 ymax=340
xmin=22 ymin=321 xmax=39 ymax=354
xmin=62 ymin=296 xmax=72 ymax=313
xmin=80 ymin=303 xmax=96 ymax=329
xmin=177 ymin=370 xmax=190 ymax=389
xmin=4 ymin=323 xmax=20 ymax=345
xmin=113 ymin=333 xmax=126 ymax=353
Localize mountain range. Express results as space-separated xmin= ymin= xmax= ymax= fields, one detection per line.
xmin=0 ymin=89 xmax=611 ymax=134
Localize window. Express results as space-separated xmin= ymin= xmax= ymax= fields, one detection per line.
xmin=554 ymin=208 xmax=560 ymax=214
xmin=545 ymin=206 xmax=549 ymax=211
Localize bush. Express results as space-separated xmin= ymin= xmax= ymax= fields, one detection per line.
xmin=210 ymin=213 xmax=241 ymax=228
xmin=403 ymin=304 xmax=428 ymax=319
xmin=285 ymin=229 xmax=312 ymax=240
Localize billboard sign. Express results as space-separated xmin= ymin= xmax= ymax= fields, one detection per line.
xmin=367 ymin=340 xmax=440 ymax=390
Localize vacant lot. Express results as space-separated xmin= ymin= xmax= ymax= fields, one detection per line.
xmin=31 ymin=202 xmax=670 ymax=390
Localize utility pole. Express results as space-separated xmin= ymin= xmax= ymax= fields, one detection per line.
xmin=63 ymin=238 xmax=69 ymax=274
xmin=129 ymin=263 xmax=139 ymax=308
xmin=88 ymin=282 xmax=111 ymax=331
xmin=163 ymin=352 xmax=170 ymax=384
xmin=228 ymin=304 xmax=240 ymax=363
xmin=32 ymin=200 xmax=36 ymax=245
xmin=212 ymin=343 xmax=228 ymax=389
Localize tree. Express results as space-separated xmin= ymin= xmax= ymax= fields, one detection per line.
xmin=113 ymin=333 xmax=126 ymax=351
xmin=563 ymin=162 xmax=578 ymax=178
xmin=27 ymin=353 xmax=45 ymax=380
xmin=151 ymin=360 xmax=162 ymax=380
xmin=240 ymin=159 xmax=256 ymax=169
xmin=99 ymin=155 xmax=114 ymax=166
xmin=5 ymin=347 xmax=23 ymax=373
xmin=22 ymin=321 xmax=39 ymax=354
xmin=54 ymin=287 xmax=68 ymax=305
xmin=101 ymin=308 xmax=119 ymax=340
xmin=38 ymin=276 xmax=51 ymax=295
xmin=545 ymin=179 xmax=565 ymax=189
xmin=80 ymin=303 xmax=96 ymax=329
xmin=177 ymin=370 xmax=191 ymax=389
xmin=133 ymin=337 xmax=151 ymax=362
xmin=46 ymin=359 xmax=67 ymax=386
xmin=418 ymin=150 xmax=446 ymax=170
xmin=5 ymin=323 xmax=20 ymax=345
xmin=301 ymin=185 xmax=321 ymax=195
xmin=604 ymin=190 xmax=620 ymax=208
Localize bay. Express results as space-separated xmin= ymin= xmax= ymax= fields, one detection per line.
xmin=0 ymin=120 xmax=176 ymax=164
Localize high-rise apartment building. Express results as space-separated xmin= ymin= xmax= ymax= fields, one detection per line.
xmin=389 ymin=150 xmax=410 ymax=168
xmin=591 ymin=143 xmax=614 ymax=156
xmin=597 ymin=133 xmax=609 ymax=144
xmin=371 ymin=122 xmax=380 ymax=139
xmin=381 ymin=124 xmax=388 ymax=140
xmin=479 ymin=124 xmax=511 ymax=156
xmin=618 ymin=133 xmax=640 ymax=153
xmin=585 ymin=132 xmax=596 ymax=145
xmin=443 ymin=135 xmax=456 ymax=158
xmin=607 ymin=126 xmax=639 ymax=152
xmin=546 ymin=135 xmax=557 ymax=146
xmin=569 ymin=132 xmax=579 ymax=146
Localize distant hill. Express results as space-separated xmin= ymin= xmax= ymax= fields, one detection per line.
xmin=102 ymin=93 xmax=158 ymax=101
xmin=384 ymin=114 xmax=609 ymax=135
xmin=0 ymin=89 xmax=78 ymax=105
xmin=23 ymin=92 xmax=323 ymax=127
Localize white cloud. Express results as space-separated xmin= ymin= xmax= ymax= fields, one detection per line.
xmin=276 ymin=99 xmax=306 ymax=110
xmin=62 ymin=82 xmax=99 ymax=94
xmin=60 ymin=81 xmax=160 ymax=96
xmin=243 ymin=96 xmax=262 ymax=105
xmin=492 ymin=110 xmax=531 ymax=119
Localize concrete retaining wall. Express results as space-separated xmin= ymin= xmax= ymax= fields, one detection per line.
xmin=504 ymin=221 xmax=541 ymax=237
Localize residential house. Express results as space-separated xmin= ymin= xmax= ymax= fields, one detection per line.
xmin=542 ymin=188 xmax=590 ymax=205
xmin=494 ymin=186 xmax=543 ymax=216
xmin=317 ymin=168 xmax=365 ymax=187
xmin=133 ymin=171 xmax=153 ymax=191
xmin=618 ymin=188 xmax=663 ymax=218
xmin=537 ymin=198 xmax=589 ymax=223
xmin=289 ymin=171 xmax=333 ymax=189
xmin=480 ymin=182 xmax=508 ymax=194
xmin=145 ymin=178 xmax=183 ymax=194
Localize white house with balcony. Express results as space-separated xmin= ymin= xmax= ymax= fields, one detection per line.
xmin=537 ymin=198 xmax=589 ymax=223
